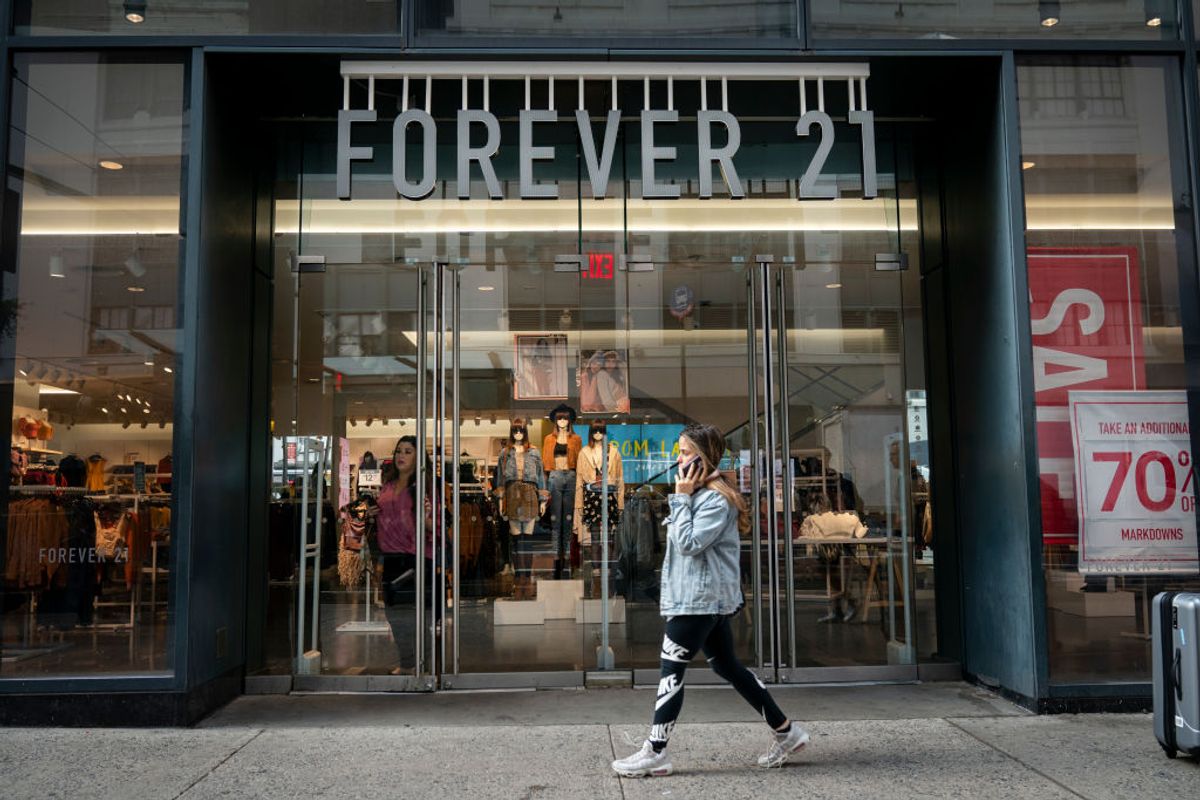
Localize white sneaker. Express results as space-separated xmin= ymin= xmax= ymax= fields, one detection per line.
xmin=757 ymin=725 xmax=810 ymax=768
xmin=612 ymin=740 xmax=672 ymax=778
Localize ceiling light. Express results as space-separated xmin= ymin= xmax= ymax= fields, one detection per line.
xmin=127 ymin=285 xmax=145 ymax=293
xmin=478 ymin=285 xmax=495 ymax=292
xmin=124 ymin=1 xmax=146 ymax=24
xmin=18 ymin=367 xmax=27 ymax=377
xmin=1145 ymin=0 xmax=1164 ymax=26
xmin=144 ymin=358 xmax=154 ymax=366
xmin=1039 ymin=0 xmax=1060 ymax=26
xmin=163 ymin=366 xmax=173 ymax=373
xmin=120 ymin=407 xmax=128 ymax=414
xmin=49 ymin=253 xmax=65 ymax=278
xmin=101 ymin=407 xmax=109 ymax=414
xmin=99 ymin=160 xmax=124 ymax=170
xmin=143 ymin=408 xmax=150 ymax=414
xmin=1022 ymin=161 xmax=1036 ymax=170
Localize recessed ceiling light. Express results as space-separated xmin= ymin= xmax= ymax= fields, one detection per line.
xmin=100 ymin=407 xmax=109 ymax=414
xmin=163 ymin=366 xmax=173 ymax=373
xmin=127 ymin=285 xmax=145 ymax=293
xmin=1022 ymin=161 xmax=1036 ymax=170
xmin=124 ymin=1 xmax=146 ymax=24
xmin=99 ymin=160 xmax=124 ymax=170
xmin=144 ymin=359 xmax=154 ymax=366
xmin=826 ymin=283 xmax=842 ymax=289
xmin=143 ymin=408 xmax=150 ymax=414
xmin=478 ymin=285 xmax=495 ymax=292
xmin=120 ymin=407 xmax=128 ymax=414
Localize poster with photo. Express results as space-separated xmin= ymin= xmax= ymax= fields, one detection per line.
xmin=513 ymin=334 xmax=568 ymax=400
xmin=579 ymin=348 xmax=630 ymax=414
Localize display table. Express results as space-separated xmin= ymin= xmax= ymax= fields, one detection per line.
xmin=537 ymin=579 xmax=584 ymax=619
xmin=493 ymin=598 xmax=546 ymax=625
xmin=794 ymin=535 xmax=892 ymax=623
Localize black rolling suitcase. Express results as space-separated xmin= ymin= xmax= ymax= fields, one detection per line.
xmin=1153 ymin=591 xmax=1200 ymax=759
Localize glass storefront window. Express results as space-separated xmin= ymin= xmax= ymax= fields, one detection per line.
xmin=1 ymin=54 xmax=187 ymax=678
xmin=14 ymin=1 xmax=400 ymax=35
xmin=811 ymin=0 xmax=1179 ymax=41
xmin=414 ymin=0 xmax=797 ymax=41
xmin=1017 ymin=55 xmax=1200 ymax=684
xmin=254 ymin=67 xmax=936 ymax=682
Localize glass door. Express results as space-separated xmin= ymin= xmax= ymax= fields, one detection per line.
xmin=265 ymin=165 xmax=430 ymax=685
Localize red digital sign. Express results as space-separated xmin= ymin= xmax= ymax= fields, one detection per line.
xmin=585 ymin=252 xmax=614 ymax=280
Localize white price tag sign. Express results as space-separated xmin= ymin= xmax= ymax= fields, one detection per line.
xmin=358 ymin=469 xmax=382 ymax=488
xmin=1070 ymin=390 xmax=1199 ymax=575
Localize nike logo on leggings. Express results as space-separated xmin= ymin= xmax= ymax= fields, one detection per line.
xmin=660 ymin=635 xmax=691 ymax=663
xmin=656 ymin=674 xmax=683 ymax=710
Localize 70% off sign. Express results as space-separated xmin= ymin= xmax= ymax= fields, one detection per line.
xmin=1070 ymin=391 xmax=1199 ymax=575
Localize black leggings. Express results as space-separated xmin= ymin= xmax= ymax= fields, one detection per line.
xmin=650 ymin=613 xmax=788 ymax=746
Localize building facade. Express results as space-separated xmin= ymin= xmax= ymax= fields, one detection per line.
xmin=2 ymin=1 xmax=1200 ymax=724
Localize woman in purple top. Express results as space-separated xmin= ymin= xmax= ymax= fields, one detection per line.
xmin=377 ymin=436 xmax=435 ymax=674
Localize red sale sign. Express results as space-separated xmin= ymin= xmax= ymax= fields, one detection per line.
xmin=1070 ymin=391 xmax=1197 ymax=575
xmin=1028 ymin=247 xmax=1146 ymax=545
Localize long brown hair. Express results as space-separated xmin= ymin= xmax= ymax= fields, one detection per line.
xmin=680 ymin=423 xmax=750 ymax=534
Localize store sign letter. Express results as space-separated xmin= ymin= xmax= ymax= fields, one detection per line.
xmin=337 ymin=105 xmax=877 ymax=201
xmin=1027 ymin=247 xmax=1146 ymax=546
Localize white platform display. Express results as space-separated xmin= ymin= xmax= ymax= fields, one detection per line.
xmin=575 ymin=597 xmax=626 ymax=625
xmin=537 ymin=579 xmax=584 ymax=619
xmin=493 ymin=598 xmax=546 ymax=625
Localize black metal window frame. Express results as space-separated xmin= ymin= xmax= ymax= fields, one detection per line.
xmin=1 ymin=0 xmax=1199 ymax=699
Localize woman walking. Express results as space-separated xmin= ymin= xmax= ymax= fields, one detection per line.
xmin=611 ymin=423 xmax=809 ymax=777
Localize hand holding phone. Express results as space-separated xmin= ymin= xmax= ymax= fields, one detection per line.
xmin=674 ymin=456 xmax=703 ymax=496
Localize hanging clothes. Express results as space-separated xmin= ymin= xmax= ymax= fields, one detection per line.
xmin=85 ymin=455 xmax=107 ymax=492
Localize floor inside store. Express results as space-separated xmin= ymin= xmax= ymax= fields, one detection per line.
xmin=256 ymin=568 xmax=941 ymax=677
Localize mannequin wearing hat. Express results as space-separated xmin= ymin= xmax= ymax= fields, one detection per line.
xmin=542 ymin=403 xmax=582 ymax=579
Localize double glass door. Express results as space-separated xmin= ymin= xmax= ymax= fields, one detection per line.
xmin=260 ymin=109 xmax=934 ymax=687
xmin=267 ymin=250 xmax=929 ymax=686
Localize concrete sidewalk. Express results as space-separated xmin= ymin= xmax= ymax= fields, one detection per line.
xmin=2 ymin=683 xmax=1198 ymax=799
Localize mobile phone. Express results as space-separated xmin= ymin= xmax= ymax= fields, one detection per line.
xmin=678 ymin=455 xmax=702 ymax=477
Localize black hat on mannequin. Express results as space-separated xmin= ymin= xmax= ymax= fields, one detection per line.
xmin=547 ymin=403 xmax=578 ymax=425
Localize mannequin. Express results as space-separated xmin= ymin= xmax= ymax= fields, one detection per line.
xmin=542 ymin=403 xmax=582 ymax=579
xmin=574 ymin=420 xmax=624 ymax=597
xmin=495 ymin=419 xmax=548 ymax=596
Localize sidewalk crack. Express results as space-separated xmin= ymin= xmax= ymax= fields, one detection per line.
xmin=607 ymin=725 xmax=627 ymax=800
xmin=171 ymin=728 xmax=266 ymax=800
xmin=944 ymin=718 xmax=1092 ymax=800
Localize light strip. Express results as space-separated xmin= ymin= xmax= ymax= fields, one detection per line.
xmin=341 ymin=61 xmax=870 ymax=82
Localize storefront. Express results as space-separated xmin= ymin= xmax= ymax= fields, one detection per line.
xmin=2 ymin=2 xmax=1200 ymax=724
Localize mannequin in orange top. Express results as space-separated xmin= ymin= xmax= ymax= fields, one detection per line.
xmin=542 ymin=403 xmax=582 ymax=579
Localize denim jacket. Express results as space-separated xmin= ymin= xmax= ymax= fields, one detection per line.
xmin=659 ymin=488 xmax=743 ymax=617
xmin=495 ymin=446 xmax=546 ymax=491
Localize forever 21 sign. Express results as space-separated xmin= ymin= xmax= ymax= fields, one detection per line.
xmin=336 ymin=107 xmax=878 ymax=202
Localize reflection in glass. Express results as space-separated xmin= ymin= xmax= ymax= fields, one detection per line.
xmin=415 ymin=0 xmax=796 ymax=39
xmin=810 ymin=0 xmax=1178 ymax=41
xmin=15 ymin=1 xmax=399 ymax=35
xmin=2 ymin=54 xmax=186 ymax=678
